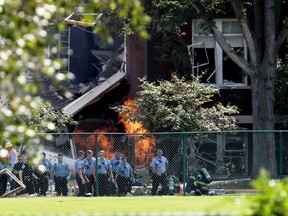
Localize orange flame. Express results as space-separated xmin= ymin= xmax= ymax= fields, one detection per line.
xmin=119 ymin=98 xmax=156 ymax=165
xmin=73 ymin=98 xmax=156 ymax=165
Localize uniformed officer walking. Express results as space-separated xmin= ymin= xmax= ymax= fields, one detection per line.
xmin=97 ymin=150 xmax=114 ymax=196
xmin=83 ymin=150 xmax=96 ymax=196
xmin=115 ymin=156 xmax=135 ymax=196
xmin=51 ymin=153 xmax=71 ymax=196
xmin=150 ymin=148 xmax=169 ymax=195
xmin=75 ymin=150 xmax=89 ymax=197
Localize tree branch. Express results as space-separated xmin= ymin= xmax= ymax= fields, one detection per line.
xmin=276 ymin=21 xmax=288 ymax=52
xmin=230 ymin=0 xmax=258 ymax=66
xmin=191 ymin=2 xmax=253 ymax=75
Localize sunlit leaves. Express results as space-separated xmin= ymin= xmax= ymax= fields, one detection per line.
xmin=0 ymin=0 xmax=149 ymax=149
xmin=244 ymin=170 xmax=288 ymax=216
xmin=115 ymin=74 xmax=238 ymax=132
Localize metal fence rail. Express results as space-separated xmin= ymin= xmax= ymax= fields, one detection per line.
xmin=1 ymin=130 xmax=288 ymax=197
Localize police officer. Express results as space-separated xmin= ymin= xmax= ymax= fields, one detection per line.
xmin=19 ymin=157 xmax=36 ymax=195
xmin=97 ymin=150 xmax=114 ymax=196
xmin=110 ymin=150 xmax=122 ymax=177
xmin=115 ymin=156 xmax=134 ymax=196
xmin=75 ymin=150 xmax=89 ymax=197
xmin=150 ymin=148 xmax=169 ymax=195
xmin=109 ymin=150 xmax=122 ymax=195
xmin=34 ymin=152 xmax=52 ymax=196
xmin=12 ymin=155 xmax=25 ymax=190
xmin=0 ymin=160 xmax=8 ymax=196
xmin=83 ymin=150 xmax=96 ymax=196
xmin=51 ymin=153 xmax=71 ymax=196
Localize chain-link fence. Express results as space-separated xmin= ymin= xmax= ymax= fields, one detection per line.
xmin=1 ymin=130 xmax=288 ymax=197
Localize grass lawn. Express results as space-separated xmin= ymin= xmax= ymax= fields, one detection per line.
xmin=0 ymin=195 xmax=250 ymax=216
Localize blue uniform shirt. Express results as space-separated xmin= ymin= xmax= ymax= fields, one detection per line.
xmin=75 ymin=158 xmax=85 ymax=175
xmin=83 ymin=157 xmax=95 ymax=175
xmin=110 ymin=157 xmax=122 ymax=173
xmin=97 ymin=158 xmax=111 ymax=174
xmin=117 ymin=162 xmax=132 ymax=178
xmin=0 ymin=162 xmax=6 ymax=170
xmin=52 ymin=162 xmax=70 ymax=177
xmin=42 ymin=158 xmax=52 ymax=172
xmin=150 ymin=156 xmax=168 ymax=174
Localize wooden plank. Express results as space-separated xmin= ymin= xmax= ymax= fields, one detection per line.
xmin=0 ymin=168 xmax=26 ymax=198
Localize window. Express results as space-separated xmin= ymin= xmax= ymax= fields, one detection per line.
xmin=190 ymin=19 xmax=249 ymax=87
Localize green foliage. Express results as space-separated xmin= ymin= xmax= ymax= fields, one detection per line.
xmin=115 ymin=74 xmax=238 ymax=132
xmin=244 ymin=169 xmax=288 ymax=216
xmin=0 ymin=0 xmax=149 ymax=148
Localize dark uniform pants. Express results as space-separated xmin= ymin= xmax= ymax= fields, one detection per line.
xmin=86 ymin=174 xmax=95 ymax=195
xmin=35 ymin=175 xmax=48 ymax=196
xmin=23 ymin=176 xmax=35 ymax=195
xmin=0 ymin=173 xmax=8 ymax=196
xmin=98 ymin=174 xmax=109 ymax=196
xmin=55 ymin=176 xmax=68 ymax=196
xmin=117 ymin=176 xmax=132 ymax=196
xmin=151 ymin=173 xmax=168 ymax=195
xmin=76 ymin=174 xmax=87 ymax=197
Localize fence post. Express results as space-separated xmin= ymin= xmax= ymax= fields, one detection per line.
xmin=95 ymin=133 xmax=99 ymax=196
xmin=279 ymin=131 xmax=283 ymax=178
xmin=182 ymin=133 xmax=186 ymax=196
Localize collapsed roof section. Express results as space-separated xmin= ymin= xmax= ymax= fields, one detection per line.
xmin=42 ymin=12 xmax=127 ymax=116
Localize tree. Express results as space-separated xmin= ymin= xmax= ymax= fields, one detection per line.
xmin=145 ymin=0 xmax=288 ymax=177
xmin=115 ymin=74 xmax=239 ymax=132
xmin=0 ymin=0 xmax=150 ymax=149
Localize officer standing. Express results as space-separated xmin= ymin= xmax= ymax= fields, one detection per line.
xmin=0 ymin=160 xmax=7 ymax=196
xmin=110 ymin=150 xmax=122 ymax=177
xmin=51 ymin=153 xmax=71 ymax=196
xmin=150 ymin=148 xmax=169 ymax=195
xmin=97 ymin=150 xmax=114 ymax=196
xmin=109 ymin=150 xmax=122 ymax=195
xmin=19 ymin=157 xmax=36 ymax=195
xmin=75 ymin=150 xmax=89 ymax=197
xmin=12 ymin=154 xmax=25 ymax=193
xmin=83 ymin=150 xmax=96 ymax=196
xmin=34 ymin=152 xmax=52 ymax=196
xmin=115 ymin=156 xmax=135 ymax=196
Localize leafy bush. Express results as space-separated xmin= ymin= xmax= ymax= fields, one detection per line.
xmin=244 ymin=169 xmax=288 ymax=216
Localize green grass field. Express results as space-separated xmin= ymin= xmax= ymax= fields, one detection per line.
xmin=0 ymin=196 xmax=250 ymax=216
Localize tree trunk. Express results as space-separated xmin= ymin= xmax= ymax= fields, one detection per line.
xmin=251 ymin=63 xmax=277 ymax=178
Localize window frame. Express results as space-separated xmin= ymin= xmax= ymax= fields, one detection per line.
xmin=191 ymin=19 xmax=250 ymax=89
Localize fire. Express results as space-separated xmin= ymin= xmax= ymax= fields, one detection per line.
xmin=94 ymin=129 xmax=115 ymax=159
xmin=119 ymin=98 xmax=156 ymax=165
xmin=73 ymin=98 xmax=156 ymax=165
